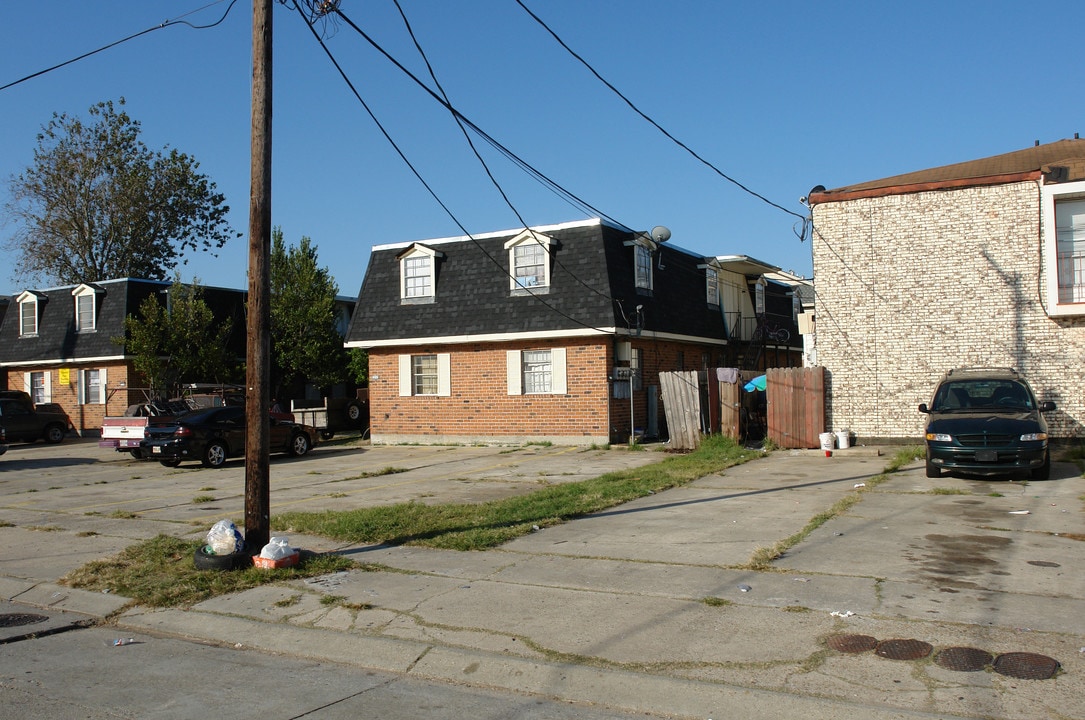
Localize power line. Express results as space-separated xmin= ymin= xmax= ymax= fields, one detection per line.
xmin=514 ymin=0 xmax=808 ymax=227
xmin=0 ymin=0 xmax=241 ymax=93
xmin=287 ymin=1 xmax=618 ymax=336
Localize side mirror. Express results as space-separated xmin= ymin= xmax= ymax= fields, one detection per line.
xmin=1040 ymin=401 xmax=1056 ymax=412
xmin=918 ymin=403 xmax=930 ymax=414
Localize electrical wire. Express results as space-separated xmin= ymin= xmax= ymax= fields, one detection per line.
xmin=0 ymin=0 xmax=241 ymax=92
xmin=514 ymin=0 xmax=808 ymax=227
xmin=287 ymin=1 xmax=618 ymax=336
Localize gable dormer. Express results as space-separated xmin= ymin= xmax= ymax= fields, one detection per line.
xmin=623 ymin=233 xmax=659 ymax=294
xmin=72 ymin=283 xmax=104 ymax=332
xmin=15 ymin=290 xmax=46 ymax=337
xmin=504 ymin=229 xmax=556 ymax=292
xmin=397 ymin=243 xmax=444 ymax=303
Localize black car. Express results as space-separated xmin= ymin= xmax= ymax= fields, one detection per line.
xmin=0 ymin=424 xmax=7 ymax=456
xmin=140 ymin=405 xmax=313 ymax=468
xmin=918 ymin=368 xmax=1055 ymax=480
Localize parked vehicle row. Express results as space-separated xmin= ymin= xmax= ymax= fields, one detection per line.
xmin=140 ymin=405 xmax=315 ymax=468
xmin=0 ymin=390 xmax=73 ymax=444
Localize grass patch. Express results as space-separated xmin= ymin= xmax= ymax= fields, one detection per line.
xmin=62 ymin=535 xmax=355 ymax=608
xmin=929 ymin=487 xmax=968 ymax=495
xmin=109 ymin=510 xmax=139 ymax=519
xmin=701 ymin=596 xmax=732 ymax=607
xmin=333 ymin=467 xmax=408 ymax=482
xmin=277 ymin=435 xmax=760 ymax=551
xmin=192 ymin=495 xmax=216 ymax=504
xmin=988 ymin=492 xmax=1004 ymax=497
xmin=744 ymin=446 xmax=921 ymax=570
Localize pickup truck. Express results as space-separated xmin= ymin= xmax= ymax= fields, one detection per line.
xmin=99 ymin=399 xmax=195 ymax=458
xmin=0 ymin=392 xmax=74 ymax=444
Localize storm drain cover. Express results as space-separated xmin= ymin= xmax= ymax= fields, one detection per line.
xmin=827 ymin=634 xmax=878 ymax=653
xmin=0 ymin=613 xmax=49 ymax=628
xmin=875 ymin=638 xmax=933 ymax=661
xmin=992 ymin=652 xmax=1061 ymax=680
xmin=1027 ymin=560 xmax=1060 ymax=568
xmin=934 ymin=646 xmax=993 ymax=672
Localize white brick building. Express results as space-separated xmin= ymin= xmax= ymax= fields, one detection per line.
xmin=809 ymin=138 xmax=1085 ymax=441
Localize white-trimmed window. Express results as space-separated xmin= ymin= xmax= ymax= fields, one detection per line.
xmin=507 ymin=348 xmax=567 ymax=395
xmin=706 ymin=267 xmax=719 ymax=305
xmin=398 ymin=353 xmax=451 ymax=396
xmin=398 ymin=244 xmax=442 ymax=302
xmin=504 ymin=230 xmax=554 ymax=290
xmin=16 ymin=291 xmax=41 ymax=336
xmin=1043 ymin=180 xmax=1085 ymax=316
xmin=72 ymin=284 xmax=102 ymax=332
xmin=80 ymin=368 xmax=106 ymax=405
xmin=26 ymin=371 xmax=49 ymax=404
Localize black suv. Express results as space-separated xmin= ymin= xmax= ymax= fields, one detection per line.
xmin=919 ymin=368 xmax=1055 ymax=479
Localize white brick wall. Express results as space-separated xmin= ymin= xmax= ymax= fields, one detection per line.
xmin=812 ymin=180 xmax=1085 ymax=440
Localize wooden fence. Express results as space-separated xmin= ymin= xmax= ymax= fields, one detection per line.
xmin=766 ymin=366 xmax=826 ymax=449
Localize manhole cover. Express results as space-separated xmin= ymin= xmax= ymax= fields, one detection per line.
xmin=827 ymin=634 xmax=878 ymax=653
xmin=1027 ymin=560 xmax=1061 ymax=568
xmin=992 ymin=652 xmax=1061 ymax=680
xmin=0 ymin=613 xmax=49 ymax=628
xmin=875 ymin=638 xmax=933 ymax=661
xmin=934 ymin=646 xmax=993 ymax=672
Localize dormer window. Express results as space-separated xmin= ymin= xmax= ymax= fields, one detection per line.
xmin=625 ymin=234 xmax=657 ymax=293
xmin=398 ymin=244 xmax=443 ymax=303
xmin=505 ymin=230 xmax=554 ymax=292
xmin=16 ymin=290 xmax=43 ymax=337
xmin=72 ymin=284 xmax=103 ymax=332
xmin=706 ymin=267 xmax=719 ymax=305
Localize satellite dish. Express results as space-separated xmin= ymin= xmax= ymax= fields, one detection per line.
xmin=650 ymin=225 xmax=671 ymax=243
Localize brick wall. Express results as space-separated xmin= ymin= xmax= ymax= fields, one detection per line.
xmin=370 ymin=337 xmax=725 ymax=444
xmin=812 ymin=180 xmax=1085 ymax=440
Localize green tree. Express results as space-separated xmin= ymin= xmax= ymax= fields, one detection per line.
xmin=4 ymin=98 xmax=238 ymax=285
xmin=346 ymin=348 xmax=369 ymax=387
xmin=270 ymin=228 xmax=348 ymax=397
xmin=117 ymin=278 xmax=237 ymax=400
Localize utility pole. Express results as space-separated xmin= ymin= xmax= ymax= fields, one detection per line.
xmin=245 ymin=0 xmax=273 ymax=552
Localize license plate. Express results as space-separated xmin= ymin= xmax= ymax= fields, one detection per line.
xmin=975 ymin=450 xmax=997 ymax=462
xmin=152 ymin=446 xmax=161 ymax=454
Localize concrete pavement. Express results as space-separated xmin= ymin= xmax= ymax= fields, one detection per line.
xmin=1 ymin=439 xmax=1083 ymax=719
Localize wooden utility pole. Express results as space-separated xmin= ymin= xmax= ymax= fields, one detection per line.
xmin=245 ymin=0 xmax=273 ymax=552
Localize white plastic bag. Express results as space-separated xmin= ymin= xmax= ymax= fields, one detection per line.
xmin=206 ymin=520 xmax=244 ymax=555
xmin=259 ymin=536 xmax=294 ymax=560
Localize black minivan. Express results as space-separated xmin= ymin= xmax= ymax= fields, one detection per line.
xmin=919 ymin=368 xmax=1056 ymax=480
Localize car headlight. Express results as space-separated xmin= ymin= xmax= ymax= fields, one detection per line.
xmin=926 ymin=433 xmax=952 ymax=442
xmin=1019 ymin=432 xmax=1047 ymax=441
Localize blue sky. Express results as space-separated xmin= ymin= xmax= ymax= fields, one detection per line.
xmin=2 ymin=1 xmax=1083 ymax=298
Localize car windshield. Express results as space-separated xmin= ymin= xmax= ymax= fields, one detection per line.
xmin=931 ymin=379 xmax=1033 ymax=412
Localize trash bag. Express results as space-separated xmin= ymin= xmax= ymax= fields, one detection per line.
xmin=206 ymin=519 xmax=245 ymax=555
xmin=259 ymin=536 xmax=294 ymax=560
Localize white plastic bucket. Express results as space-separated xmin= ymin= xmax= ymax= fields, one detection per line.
xmin=819 ymin=432 xmax=835 ymax=451
xmin=835 ymin=430 xmax=850 ymax=450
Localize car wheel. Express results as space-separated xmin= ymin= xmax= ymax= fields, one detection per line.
xmin=193 ymin=544 xmax=250 ymax=571
xmin=346 ymin=399 xmax=364 ymax=426
xmin=1031 ymin=451 xmax=1051 ymax=480
xmin=319 ymin=430 xmax=334 ymax=441
xmin=925 ymin=453 xmax=942 ymax=478
xmin=289 ymin=431 xmax=311 ymax=457
xmin=129 ymin=448 xmax=144 ymax=460
xmin=43 ymin=424 xmax=66 ymax=444
xmin=160 ymin=458 xmax=182 ymax=468
xmin=203 ymin=441 xmax=228 ymax=468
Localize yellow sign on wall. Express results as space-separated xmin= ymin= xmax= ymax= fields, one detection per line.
xmin=59 ymin=368 xmax=70 ymax=385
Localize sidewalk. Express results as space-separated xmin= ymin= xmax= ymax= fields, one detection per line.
xmin=4 ymin=446 xmax=1083 ymax=719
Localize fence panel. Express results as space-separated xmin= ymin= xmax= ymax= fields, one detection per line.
xmin=658 ymin=371 xmax=702 ymax=450
xmin=766 ymin=366 xmax=825 ymax=449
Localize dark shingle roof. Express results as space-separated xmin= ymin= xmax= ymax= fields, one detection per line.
xmin=815 ymin=138 xmax=1085 ymax=200
xmin=346 ymin=220 xmax=728 ymax=346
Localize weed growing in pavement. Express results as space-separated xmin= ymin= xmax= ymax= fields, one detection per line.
xmin=276 ymin=435 xmax=759 ymax=552
xmin=192 ymin=495 xmax=216 ymax=504
xmin=744 ymin=446 xmax=921 ymax=570
xmin=61 ymin=535 xmax=356 ymax=608
xmin=333 ymin=467 xmax=408 ymax=482
xmin=701 ymin=597 xmax=732 ymax=607
xmin=929 ymin=487 xmax=969 ymax=495
xmin=109 ymin=510 xmax=139 ymax=519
